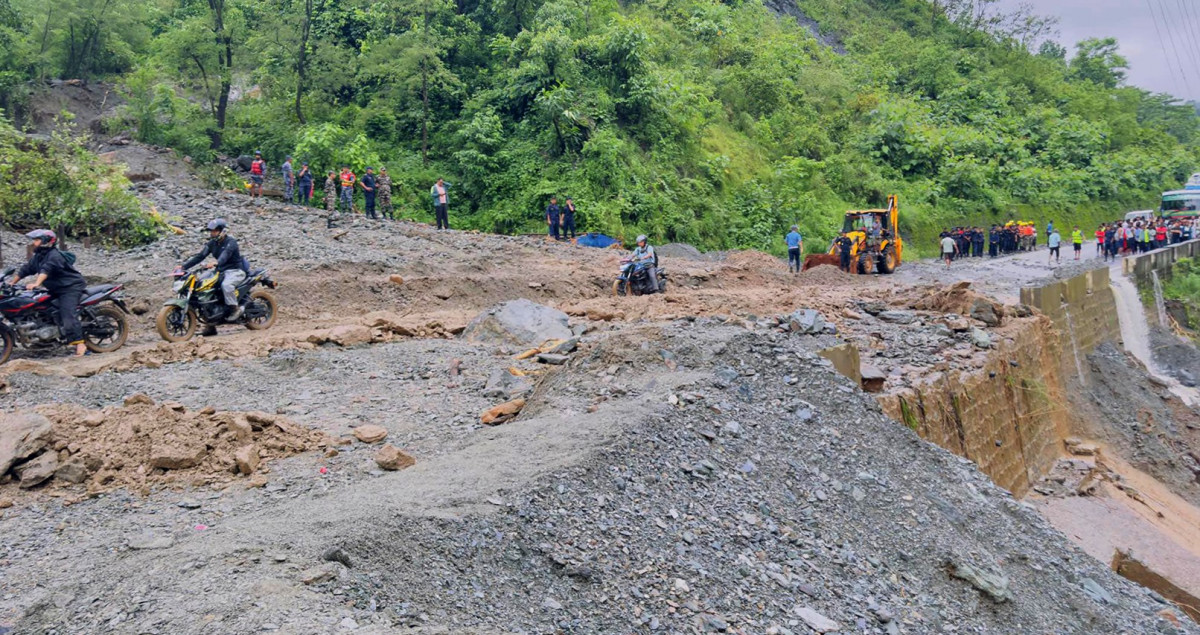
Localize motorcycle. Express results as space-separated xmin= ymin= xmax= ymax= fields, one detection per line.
xmin=0 ymin=267 xmax=130 ymax=364
xmin=155 ymin=266 xmax=279 ymax=342
xmin=612 ymin=258 xmax=668 ymax=297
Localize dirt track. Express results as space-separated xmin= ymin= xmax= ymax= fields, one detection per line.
xmin=1 ymin=177 xmax=1198 ymax=633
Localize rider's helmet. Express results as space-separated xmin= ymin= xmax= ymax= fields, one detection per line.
xmin=636 ymin=234 xmax=647 ymax=245
xmin=207 ymin=218 xmax=228 ymax=233
xmin=26 ymin=229 xmax=57 ymax=249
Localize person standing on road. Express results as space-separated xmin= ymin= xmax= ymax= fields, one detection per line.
xmin=281 ymin=156 xmax=295 ymax=203
xmin=972 ymin=227 xmax=985 ymax=257
xmin=297 ymin=162 xmax=313 ymax=206
xmin=1094 ymin=224 xmax=1105 ymax=257
xmin=361 ymin=167 xmax=377 ymax=219
xmin=377 ymin=167 xmax=393 ymax=219
xmin=1104 ymin=224 xmax=1117 ymax=262
xmin=988 ymin=225 xmax=999 ymax=258
xmin=546 ymin=196 xmax=561 ymax=240
xmin=430 ymin=178 xmax=451 ymax=230
xmin=1071 ymin=225 xmax=1083 ymax=260
xmin=338 ymin=165 xmax=357 ymax=214
xmin=785 ymin=225 xmax=804 ymax=273
xmin=249 ymin=151 xmax=266 ymax=198
xmin=323 ymin=170 xmax=339 ymax=228
xmin=561 ymin=197 xmax=577 ymax=240
xmin=941 ymin=233 xmax=957 ymax=268
xmin=1047 ymin=227 xmax=1061 ymax=264
xmin=835 ymin=233 xmax=853 ymax=272
xmin=10 ymin=230 xmax=88 ymax=357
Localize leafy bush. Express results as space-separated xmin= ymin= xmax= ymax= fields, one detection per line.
xmin=0 ymin=115 xmax=159 ymax=246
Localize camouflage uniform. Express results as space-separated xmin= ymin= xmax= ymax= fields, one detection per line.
xmin=323 ymin=175 xmax=340 ymax=228
xmin=376 ymin=172 xmax=393 ymax=219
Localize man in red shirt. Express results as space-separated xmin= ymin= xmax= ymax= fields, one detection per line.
xmin=1094 ymin=225 xmax=1105 ymax=257
xmin=249 ymin=151 xmax=266 ymax=198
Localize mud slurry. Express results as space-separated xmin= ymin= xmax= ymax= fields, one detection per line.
xmin=0 ymin=177 xmax=1195 ymax=632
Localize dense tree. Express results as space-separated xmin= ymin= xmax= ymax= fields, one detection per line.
xmin=0 ymin=0 xmax=1197 ymax=253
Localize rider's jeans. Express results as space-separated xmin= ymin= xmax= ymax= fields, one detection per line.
xmin=221 ymin=270 xmax=246 ymax=306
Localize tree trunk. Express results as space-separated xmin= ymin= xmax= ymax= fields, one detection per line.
xmin=208 ymin=0 xmax=232 ymax=150
xmin=295 ymin=0 xmax=311 ymax=124
xmin=421 ymin=0 xmax=430 ymax=166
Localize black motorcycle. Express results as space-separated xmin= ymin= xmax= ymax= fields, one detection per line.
xmin=156 ymin=266 xmax=278 ymax=342
xmin=612 ymin=258 xmax=668 ymax=296
xmin=0 ymin=267 xmax=130 ymax=364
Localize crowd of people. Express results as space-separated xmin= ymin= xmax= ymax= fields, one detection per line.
xmin=936 ymin=216 xmax=1200 ymax=267
xmin=1095 ymin=218 xmax=1197 ymax=261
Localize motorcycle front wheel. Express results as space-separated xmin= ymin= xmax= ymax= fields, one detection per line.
xmin=156 ymin=305 xmax=197 ymax=342
xmin=0 ymin=326 xmax=13 ymax=365
xmin=243 ymin=289 xmax=278 ymax=331
xmin=84 ymin=305 xmax=129 ymax=353
xmin=612 ymin=279 xmax=629 ymax=297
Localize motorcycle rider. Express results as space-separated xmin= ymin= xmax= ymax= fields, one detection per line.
xmin=181 ymin=219 xmax=245 ymax=322
xmin=9 ymin=230 xmax=88 ymax=357
xmin=631 ymin=234 xmax=659 ymax=293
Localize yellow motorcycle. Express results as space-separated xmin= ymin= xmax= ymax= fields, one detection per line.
xmin=155 ymin=267 xmax=278 ymax=341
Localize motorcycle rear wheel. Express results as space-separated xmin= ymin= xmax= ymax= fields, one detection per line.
xmin=156 ymin=305 xmax=197 ymax=342
xmin=84 ymin=305 xmax=129 ymax=353
xmin=0 ymin=327 xmax=13 ymax=365
xmin=244 ymin=289 xmax=278 ymax=331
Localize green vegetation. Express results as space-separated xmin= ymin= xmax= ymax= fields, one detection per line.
xmin=1161 ymin=257 xmax=1200 ymax=332
xmin=0 ymin=0 xmax=1197 ymax=253
xmin=0 ymin=115 xmax=159 ymax=245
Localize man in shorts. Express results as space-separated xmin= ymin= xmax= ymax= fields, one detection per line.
xmin=941 ymin=233 xmax=957 ymax=268
xmin=1047 ymin=227 xmax=1061 ymax=264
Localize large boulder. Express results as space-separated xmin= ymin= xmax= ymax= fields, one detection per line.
xmin=15 ymin=452 xmax=59 ymax=489
xmin=0 ymin=413 xmax=54 ymax=475
xmin=461 ymin=299 xmax=572 ymax=348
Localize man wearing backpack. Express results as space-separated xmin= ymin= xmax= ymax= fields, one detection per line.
xmin=250 ymin=151 xmax=266 ymax=198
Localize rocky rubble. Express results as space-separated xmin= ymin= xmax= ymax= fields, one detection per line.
xmin=0 ymin=399 xmax=332 ymax=496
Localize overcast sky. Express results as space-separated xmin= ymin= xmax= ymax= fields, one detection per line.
xmin=999 ymin=0 xmax=1200 ymax=102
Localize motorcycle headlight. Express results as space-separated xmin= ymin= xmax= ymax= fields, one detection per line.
xmin=173 ymin=279 xmax=186 ymax=292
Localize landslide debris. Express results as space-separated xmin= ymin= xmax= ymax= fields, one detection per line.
xmin=0 ymin=399 xmax=332 ymax=496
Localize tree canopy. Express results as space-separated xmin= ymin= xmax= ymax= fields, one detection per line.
xmin=1 ymin=0 xmax=1197 ymax=252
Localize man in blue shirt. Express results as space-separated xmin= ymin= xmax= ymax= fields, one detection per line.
xmin=785 ymin=225 xmax=804 ymax=273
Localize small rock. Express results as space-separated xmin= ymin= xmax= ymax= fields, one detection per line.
xmin=0 ymin=498 xmax=13 ymax=509
xmin=339 ymin=616 xmax=358 ymax=630
xmin=54 ymin=459 xmax=90 ymax=484
xmin=481 ymin=398 xmax=525 ymax=425
xmin=0 ymin=413 xmax=54 ymax=475
xmin=970 ymin=298 xmax=1001 ymax=326
xmin=123 ymin=393 xmax=155 ymax=406
xmin=299 ymin=562 xmax=342 ymax=585
xmin=877 ymin=310 xmax=915 ymax=324
xmin=542 ymin=597 xmax=563 ymax=610
xmin=674 ymin=578 xmax=691 ymax=593
xmin=536 ymin=353 xmax=569 ymax=365
xmin=235 ymin=445 xmax=261 ymax=475
xmin=723 ymin=421 xmax=743 ymax=437
xmin=794 ymin=606 xmax=840 ymax=633
xmin=1081 ymin=577 xmax=1113 ymax=604
xmin=352 ymin=424 xmax=389 ymax=444
xmin=947 ymin=558 xmax=1012 ymax=602
xmin=15 ymin=452 xmax=58 ymax=489
xmin=374 ymin=444 xmax=416 ymax=471
xmin=971 ymin=328 xmax=992 ymax=350
xmin=388 ymin=274 xmax=405 ymax=285
xmin=150 ymin=443 xmax=207 ymax=470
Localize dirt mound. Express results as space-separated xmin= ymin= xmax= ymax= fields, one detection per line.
xmin=656 ymin=242 xmax=705 ymax=260
xmin=4 ymin=398 xmax=332 ymax=497
xmin=797 ymin=263 xmax=856 ymax=285
xmin=901 ymin=280 xmax=1004 ymax=318
xmin=721 ymin=249 xmax=788 ymax=272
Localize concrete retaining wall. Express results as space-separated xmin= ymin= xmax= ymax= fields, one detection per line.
xmin=878 ymin=317 xmax=1069 ymax=497
xmin=1122 ymin=239 xmax=1200 ymax=283
xmin=1018 ymin=267 xmax=1121 ymax=356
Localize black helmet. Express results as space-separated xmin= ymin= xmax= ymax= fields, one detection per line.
xmin=26 ymin=229 xmax=57 ymax=249
xmin=207 ymin=218 xmax=228 ymax=232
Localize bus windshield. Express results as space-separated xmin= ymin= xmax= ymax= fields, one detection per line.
xmin=1162 ymin=192 xmax=1200 ymax=216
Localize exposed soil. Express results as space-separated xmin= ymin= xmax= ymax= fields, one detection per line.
xmin=0 ymin=143 xmax=1197 ymax=632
